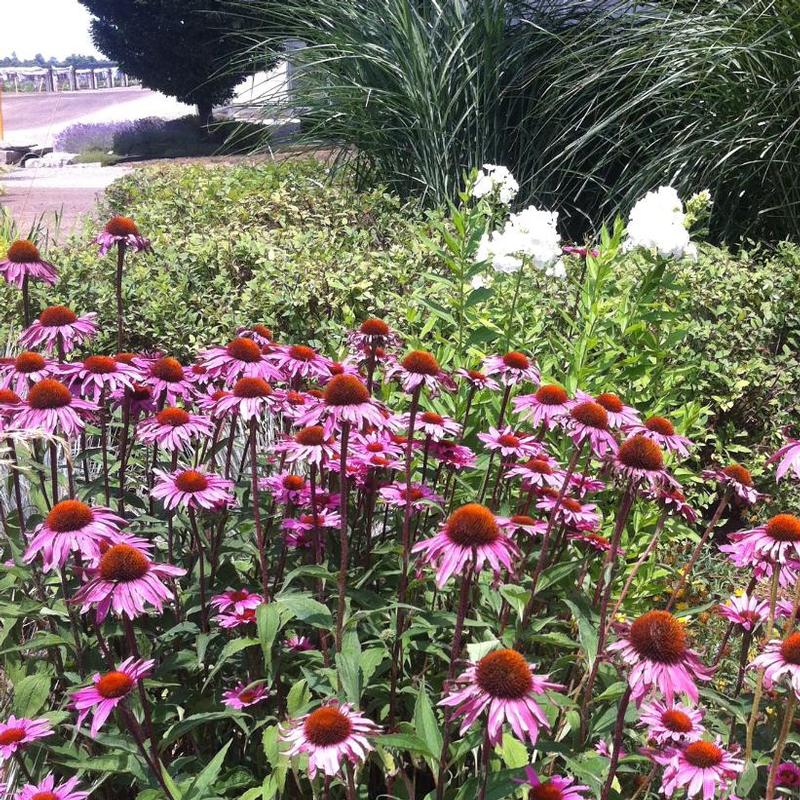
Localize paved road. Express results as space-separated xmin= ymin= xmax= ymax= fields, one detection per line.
xmin=1 ymin=87 xmax=193 ymax=146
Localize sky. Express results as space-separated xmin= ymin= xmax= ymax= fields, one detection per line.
xmin=0 ymin=0 xmax=104 ymax=61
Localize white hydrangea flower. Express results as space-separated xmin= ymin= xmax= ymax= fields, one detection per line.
xmin=472 ymin=164 xmax=519 ymax=205
xmin=475 ymin=204 xmax=563 ymax=276
xmin=623 ymin=186 xmax=697 ymax=260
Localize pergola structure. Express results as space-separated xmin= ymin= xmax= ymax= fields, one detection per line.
xmin=0 ymin=65 xmax=135 ymax=93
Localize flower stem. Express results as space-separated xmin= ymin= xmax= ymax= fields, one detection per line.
xmin=249 ymin=419 xmax=270 ymax=600
xmin=766 ymin=692 xmax=797 ymax=800
xmin=600 ymin=683 xmax=632 ymax=800
xmin=335 ymin=420 xmax=351 ymax=653
xmin=21 ymin=275 xmax=31 ymax=328
xmin=115 ymin=241 xmax=126 ymax=352
xmin=666 ymin=487 xmax=731 ymax=611
xmin=188 ymin=507 xmax=209 ymax=634
xmin=745 ymin=567 xmax=780 ymax=762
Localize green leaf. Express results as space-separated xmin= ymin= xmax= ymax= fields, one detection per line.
xmin=203 ymin=637 xmax=259 ymax=686
xmin=286 ymin=679 xmax=311 ymax=716
xmin=413 ymin=682 xmax=442 ymax=767
xmin=536 ymin=560 xmax=581 ymax=594
xmin=161 ymin=712 xmax=241 ymax=750
xmin=377 ymin=733 xmax=435 ymax=758
xmin=275 ymin=593 xmax=332 ymax=627
xmin=13 ymin=673 xmax=51 ymax=717
xmin=498 ymin=733 xmax=528 ymax=769
xmin=184 ymin=740 xmax=230 ymax=800
xmin=564 ymin=598 xmax=598 ymax=669
xmin=257 ymin=603 xmax=286 ymax=676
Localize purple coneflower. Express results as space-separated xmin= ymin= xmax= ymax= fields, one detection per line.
xmin=222 ymin=682 xmax=269 ymax=710
xmin=152 ymin=467 xmax=235 ymax=511
xmin=13 ymin=774 xmax=87 ymax=800
xmin=577 ymin=390 xmax=640 ymax=428
xmin=770 ymin=438 xmax=800 ymax=482
xmin=0 ymin=351 xmax=56 ymax=396
xmin=413 ymin=503 xmax=519 ymax=588
xmin=482 ymin=351 xmax=540 ymax=386
xmin=24 ymin=499 xmax=126 ymax=572
xmin=281 ymin=701 xmax=380 ymax=778
xmin=570 ymin=532 xmax=616 ymax=553
xmin=499 ymin=514 xmax=547 ymax=537
xmin=71 ymin=657 xmax=153 ymax=735
xmin=702 ymin=463 xmax=762 ymax=506
xmin=609 ymin=610 xmax=713 ymax=704
xmin=275 ymin=425 xmax=337 ymax=466
xmin=137 ymin=406 xmax=214 ymax=452
xmin=213 ymin=377 xmax=275 ymax=421
xmin=776 ymin=762 xmax=800 ymax=788
xmin=347 ymin=317 xmax=400 ymax=352
xmin=513 ymin=383 xmax=572 ymax=429
xmin=638 ymin=699 xmax=705 ymax=745
xmin=403 ymin=409 xmax=461 ymax=441
xmin=216 ymin=608 xmax=258 ymax=628
xmin=721 ymin=513 xmax=800 ymax=569
xmin=566 ymin=401 xmax=618 ymax=457
xmin=136 ymin=356 xmax=194 ymax=406
xmin=13 ymin=378 xmax=96 ymax=437
xmin=72 ymin=541 xmax=185 ymax=622
xmin=513 ymin=768 xmax=590 ymax=799
xmin=536 ymin=494 xmax=600 ymax=530
xmin=478 ymin=425 xmax=540 ymax=459
xmin=260 ymin=473 xmax=309 ymax=505
xmin=378 ymin=481 xmax=443 ymax=511
xmin=95 ymin=215 xmax=151 ymax=256
xmin=285 ymin=635 xmax=315 ymax=652
xmin=274 ymin=389 xmax=321 ymax=421
xmin=625 ymin=415 xmax=692 ymax=458
xmin=200 ymin=337 xmax=282 ymax=384
xmin=439 ymin=648 xmax=561 ymax=746
xmin=611 ymin=434 xmax=673 ymax=488
xmin=111 ymin=381 xmax=156 ymax=417
xmin=60 ymin=354 xmax=141 ymax=402
xmin=655 ymin=739 xmax=743 ymax=800
xmin=0 ymin=240 xmax=58 ymax=287
xmin=506 ymin=455 xmax=565 ymax=490
xmin=430 ymin=441 xmax=477 ymax=470
xmin=717 ymin=594 xmax=769 ymax=632
xmin=238 ymin=324 xmax=274 ymax=347
xmin=270 ymin=344 xmax=332 ymax=382
xmin=650 ymin=486 xmax=697 ymax=523
xmin=386 ymin=350 xmax=453 ymax=394
xmin=455 ymin=368 xmax=500 ymax=392
xmin=20 ymin=305 xmax=97 ymax=355
xmin=0 ymin=716 xmax=52 ymax=761
xmin=297 ymin=374 xmax=386 ymax=433
xmin=210 ymin=588 xmax=264 ymax=616
xmin=750 ymin=631 xmax=800 ymax=698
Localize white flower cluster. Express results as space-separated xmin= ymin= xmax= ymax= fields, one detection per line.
xmin=471 ymin=164 xmax=519 ymax=205
xmin=623 ymin=186 xmax=697 ymax=260
xmin=476 ymin=205 xmax=564 ymax=278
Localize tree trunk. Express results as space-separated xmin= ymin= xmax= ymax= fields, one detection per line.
xmin=197 ymin=101 xmax=214 ymax=131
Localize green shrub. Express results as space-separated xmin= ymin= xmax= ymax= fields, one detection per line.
xmin=1 ymin=160 xmax=441 ymax=356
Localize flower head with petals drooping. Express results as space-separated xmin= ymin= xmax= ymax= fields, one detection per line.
xmin=574 ymin=390 xmax=640 ymax=429
xmin=750 ymin=631 xmax=800 ymax=699
xmin=296 ymin=374 xmax=387 ymax=434
xmin=770 ymin=438 xmax=800 ymax=482
xmin=649 ymin=486 xmax=698 ymax=524
xmin=638 ymin=699 xmax=705 ymax=745
xmin=13 ymin=378 xmax=97 ymax=437
xmin=136 ymin=355 xmax=195 ymax=406
xmin=513 ymin=383 xmax=572 ymax=429
xmin=59 ymin=354 xmax=141 ymax=403
xmin=625 ymin=415 xmax=693 ymax=458
xmin=213 ymin=377 xmax=276 ymax=421
xmin=566 ymin=400 xmax=618 ymax=457
xmin=478 ymin=425 xmax=541 ymax=460
xmin=611 ymin=434 xmax=674 ymax=488
xmin=13 ymin=774 xmax=88 ymax=800
xmin=386 ymin=350 xmax=454 ymax=395
xmin=210 ymin=588 xmax=264 ymax=616
xmin=152 ymin=467 xmax=235 ymax=511
xmin=348 ymin=317 xmax=401 ymax=354
xmin=0 ymin=715 xmax=52 ymax=762
xmin=95 ymin=215 xmax=151 ymax=256
xmin=654 ymin=738 xmax=743 ymax=800
xmin=200 ymin=337 xmax=282 ymax=385
xmin=24 ymin=499 xmax=126 ymax=572
xmin=0 ymin=240 xmax=59 ymax=287
xmin=71 ymin=540 xmax=185 ymax=622
xmin=403 ymin=409 xmax=461 ymax=441
xmin=536 ymin=494 xmax=600 ymax=531
xmin=71 ymin=657 xmax=153 ymax=736
xmin=379 ymin=482 xmax=443 ymax=511
xmin=275 ymin=425 xmax=337 ymax=467
xmin=281 ymin=701 xmax=381 ymax=778
xmin=0 ymin=351 xmax=57 ymax=396
xmin=721 ymin=513 xmax=800 ymax=570
xmin=440 ymin=648 xmax=561 ymax=746
xmin=608 ymin=610 xmax=713 ymax=705
xmin=20 ymin=305 xmax=98 ymax=355
xmin=513 ymin=768 xmax=590 ymax=799
xmin=482 ymin=351 xmax=540 ymax=387
xmin=702 ymin=463 xmax=762 ymax=506
xmin=776 ymin=762 xmax=800 ymax=788
xmin=413 ymin=503 xmax=519 ymax=588
xmin=137 ymin=406 xmax=214 ymax=452
xmin=260 ymin=473 xmax=309 ymax=505
xmin=506 ymin=455 xmax=565 ymax=490
xmin=455 ymin=368 xmax=500 ymax=392
xmin=717 ymin=593 xmax=769 ymax=633
xmin=223 ymin=682 xmax=270 ymax=710
xmin=269 ymin=344 xmax=332 ymax=382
